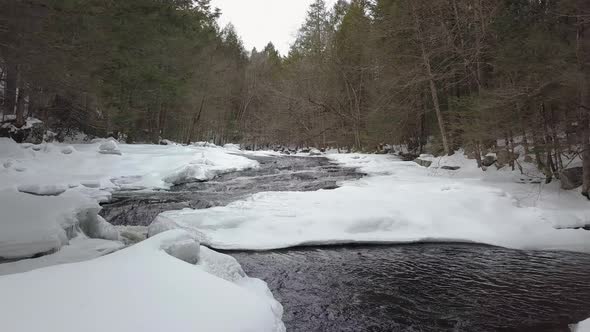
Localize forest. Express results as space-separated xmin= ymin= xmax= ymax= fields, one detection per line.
xmin=1 ymin=0 xmax=589 ymax=197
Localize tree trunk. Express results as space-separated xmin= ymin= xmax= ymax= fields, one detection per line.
xmin=186 ymin=96 xmax=206 ymax=145
xmin=15 ymin=88 xmax=26 ymax=128
xmin=577 ymin=1 xmax=590 ymax=198
xmin=411 ymin=3 xmax=450 ymax=155
xmin=5 ymin=63 xmax=17 ymax=117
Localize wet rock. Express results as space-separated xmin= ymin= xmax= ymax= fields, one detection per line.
xmin=482 ymin=155 xmax=497 ymax=167
xmin=399 ymin=152 xmax=419 ymax=162
xmin=414 ymin=158 xmax=432 ymax=168
xmin=560 ymin=167 xmax=583 ymax=190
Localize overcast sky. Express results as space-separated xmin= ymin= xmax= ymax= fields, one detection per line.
xmin=211 ymin=0 xmax=336 ymax=56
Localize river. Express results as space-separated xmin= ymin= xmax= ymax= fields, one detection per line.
xmin=100 ymin=154 xmax=590 ymax=332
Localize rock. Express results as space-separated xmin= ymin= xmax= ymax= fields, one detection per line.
xmin=399 ymin=152 xmax=419 ymax=161
xmin=496 ymin=150 xmax=519 ymax=166
xmin=414 ymin=158 xmax=432 ymax=168
xmin=441 ymin=166 xmax=461 ymax=171
xmin=300 ymin=148 xmax=311 ymax=153
xmin=524 ymin=155 xmax=533 ymax=163
xmin=482 ymin=155 xmax=497 ymax=167
xmin=560 ymin=167 xmax=584 ymax=190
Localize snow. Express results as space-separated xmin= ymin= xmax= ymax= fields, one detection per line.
xmin=149 ymin=152 xmax=590 ymax=253
xmin=0 ymin=138 xmax=257 ymax=261
xmin=0 ymin=189 xmax=119 ymax=259
xmin=0 ymin=117 xmax=42 ymax=132
xmin=17 ymin=183 xmax=68 ymax=196
xmin=574 ymin=319 xmax=590 ymax=332
xmin=98 ymin=139 xmax=122 ymax=155
xmin=0 ymin=230 xmax=285 ymax=332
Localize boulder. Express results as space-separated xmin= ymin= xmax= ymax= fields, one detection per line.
xmin=496 ymin=150 xmax=519 ymax=166
xmin=414 ymin=158 xmax=432 ymax=168
xmin=560 ymin=167 xmax=584 ymax=190
xmin=482 ymin=155 xmax=497 ymax=167
xmin=399 ymin=152 xmax=419 ymax=162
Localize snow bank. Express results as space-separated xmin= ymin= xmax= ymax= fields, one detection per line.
xmin=574 ymin=319 xmax=590 ymax=332
xmin=0 ymin=137 xmax=258 ymax=265
xmin=150 ymin=153 xmax=590 ymax=253
xmin=0 ymin=189 xmax=119 ymax=260
xmin=0 ymin=230 xmax=284 ymax=332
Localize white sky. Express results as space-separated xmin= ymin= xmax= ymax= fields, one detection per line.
xmin=211 ymin=0 xmax=337 ymax=56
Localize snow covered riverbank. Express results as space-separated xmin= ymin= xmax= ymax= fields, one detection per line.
xmin=150 ymin=152 xmax=590 ymax=253
xmin=0 ymin=139 xmax=286 ymax=331
xmin=0 ymin=138 xmax=257 ymax=262
xmin=0 ymin=230 xmax=284 ymax=332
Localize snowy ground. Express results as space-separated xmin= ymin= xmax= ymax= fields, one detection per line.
xmin=150 ymin=151 xmax=590 ymax=253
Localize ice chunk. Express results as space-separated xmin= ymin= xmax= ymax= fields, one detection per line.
xmin=17 ymin=184 xmax=68 ymax=196
xmin=163 ymin=164 xmax=214 ymax=184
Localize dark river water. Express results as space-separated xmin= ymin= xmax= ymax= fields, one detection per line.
xmin=100 ymin=154 xmax=590 ymax=332
xmin=231 ymin=245 xmax=590 ymax=332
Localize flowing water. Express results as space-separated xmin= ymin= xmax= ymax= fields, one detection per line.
xmin=231 ymin=245 xmax=590 ymax=332
xmin=100 ymin=154 xmax=590 ymax=332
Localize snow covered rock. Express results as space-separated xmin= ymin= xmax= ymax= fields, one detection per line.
xmin=0 ymin=230 xmax=285 ymax=332
xmin=61 ymin=145 xmax=75 ymax=155
xmin=560 ymin=167 xmax=584 ymax=190
xmin=223 ymin=143 xmax=241 ymax=151
xmin=309 ymin=148 xmax=323 ymax=156
xmin=98 ymin=140 xmax=122 ymax=155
